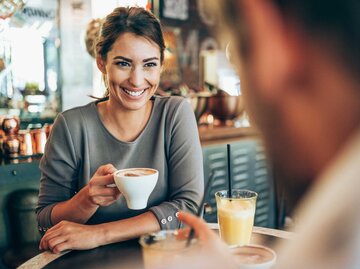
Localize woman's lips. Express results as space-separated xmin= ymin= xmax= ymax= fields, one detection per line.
xmin=121 ymin=87 xmax=147 ymax=97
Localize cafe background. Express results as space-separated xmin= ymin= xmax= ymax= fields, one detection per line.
xmin=0 ymin=1 xmax=282 ymax=269
xmin=0 ymin=0 xmax=241 ymax=124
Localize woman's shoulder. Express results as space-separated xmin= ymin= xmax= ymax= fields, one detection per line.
xmin=154 ymin=95 xmax=190 ymax=111
xmin=60 ymin=101 xmax=96 ymax=119
xmin=153 ymin=95 xmax=195 ymax=128
xmin=55 ymin=101 xmax=97 ymax=128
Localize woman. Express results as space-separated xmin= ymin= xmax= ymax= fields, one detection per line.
xmin=36 ymin=6 xmax=203 ymax=253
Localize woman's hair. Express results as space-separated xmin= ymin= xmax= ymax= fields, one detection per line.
xmin=95 ymin=7 xmax=165 ymax=97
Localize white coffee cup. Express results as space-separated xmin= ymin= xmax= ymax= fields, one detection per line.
xmin=113 ymin=168 xmax=159 ymax=210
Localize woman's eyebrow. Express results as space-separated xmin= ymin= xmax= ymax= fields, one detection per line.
xmin=112 ymin=56 xmax=159 ymax=63
xmin=143 ymin=57 xmax=159 ymax=62
xmin=113 ymin=56 xmax=132 ymax=62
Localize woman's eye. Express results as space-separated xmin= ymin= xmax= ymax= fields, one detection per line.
xmin=115 ymin=61 xmax=131 ymax=67
xmin=144 ymin=62 xmax=157 ymax=68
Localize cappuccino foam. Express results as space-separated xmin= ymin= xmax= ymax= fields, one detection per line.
xmin=116 ymin=168 xmax=156 ymax=177
xmin=231 ymin=245 xmax=276 ymax=265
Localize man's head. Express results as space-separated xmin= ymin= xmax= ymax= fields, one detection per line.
xmin=210 ymin=0 xmax=360 ymax=206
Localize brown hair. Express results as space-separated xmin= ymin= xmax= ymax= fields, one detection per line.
xmin=213 ymin=0 xmax=360 ymax=81
xmin=95 ymin=7 xmax=165 ymax=97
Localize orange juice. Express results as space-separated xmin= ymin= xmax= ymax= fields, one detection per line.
xmin=216 ymin=190 xmax=257 ymax=247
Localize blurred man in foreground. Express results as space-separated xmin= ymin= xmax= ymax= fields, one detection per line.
xmin=179 ymin=1 xmax=360 ymax=268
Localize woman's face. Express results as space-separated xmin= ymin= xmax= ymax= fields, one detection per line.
xmin=98 ymin=32 xmax=162 ymax=111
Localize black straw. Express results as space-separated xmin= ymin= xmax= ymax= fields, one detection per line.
xmin=227 ymin=144 xmax=232 ymax=199
xmin=186 ymin=171 xmax=216 ymax=247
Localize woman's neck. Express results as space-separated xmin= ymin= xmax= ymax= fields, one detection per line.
xmin=97 ymin=99 xmax=153 ymax=142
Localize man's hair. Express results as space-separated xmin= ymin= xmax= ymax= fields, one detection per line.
xmin=216 ymin=0 xmax=360 ymax=78
xmin=275 ymin=0 xmax=360 ymax=77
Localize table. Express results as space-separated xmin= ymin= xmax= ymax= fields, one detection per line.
xmin=18 ymin=226 xmax=294 ymax=269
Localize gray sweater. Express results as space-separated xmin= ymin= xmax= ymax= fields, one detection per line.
xmin=36 ymin=96 xmax=204 ymax=230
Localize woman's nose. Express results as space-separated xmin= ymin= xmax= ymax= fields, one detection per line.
xmin=128 ymin=66 xmax=144 ymax=87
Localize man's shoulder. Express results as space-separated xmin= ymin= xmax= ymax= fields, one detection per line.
xmin=275 ymin=135 xmax=360 ymax=269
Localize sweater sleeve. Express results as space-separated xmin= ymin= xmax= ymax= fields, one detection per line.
xmin=149 ymin=98 xmax=204 ymax=229
xmin=36 ymin=113 xmax=79 ymax=230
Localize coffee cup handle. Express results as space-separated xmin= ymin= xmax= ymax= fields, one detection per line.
xmin=106 ymin=172 xmax=117 ymax=188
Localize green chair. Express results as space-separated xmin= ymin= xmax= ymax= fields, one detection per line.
xmin=3 ymin=189 xmax=41 ymax=269
xmin=202 ymin=139 xmax=279 ymax=228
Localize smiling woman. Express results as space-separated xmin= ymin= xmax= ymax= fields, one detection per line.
xmin=97 ymin=32 xmax=162 ymax=113
xmin=36 ymin=6 xmax=204 ymax=254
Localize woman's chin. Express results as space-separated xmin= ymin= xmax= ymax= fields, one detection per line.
xmin=121 ymin=94 xmax=150 ymax=110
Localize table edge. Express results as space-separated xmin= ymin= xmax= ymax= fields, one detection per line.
xmin=207 ymin=223 xmax=295 ymax=240
xmin=17 ymin=250 xmax=70 ymax=269
xmin=18 ymin=225 xmax=294 ymax=268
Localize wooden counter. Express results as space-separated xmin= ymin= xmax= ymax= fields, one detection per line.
xmin=199 ymin=125 xmax=259 ymax=146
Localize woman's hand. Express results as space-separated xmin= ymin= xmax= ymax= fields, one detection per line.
xmin=39 ymin=221 xmax=104 ymax=253
xmin=85 ymin=164 xmax=121 ymax=207
xmin=50 ymin=164 xmax=120 ymax=226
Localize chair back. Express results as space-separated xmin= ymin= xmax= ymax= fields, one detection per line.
xmin=202 ymin=139 xmax=278 ymax=228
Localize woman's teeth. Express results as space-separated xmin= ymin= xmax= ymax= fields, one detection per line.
xmin=123 ymin=88 xmax=145 ymax=97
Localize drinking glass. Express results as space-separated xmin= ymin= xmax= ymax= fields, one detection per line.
xmin=216 ymin=189 xmax=258 ymax=247
xmin=139 ymin=230 xmax=197 ymax=269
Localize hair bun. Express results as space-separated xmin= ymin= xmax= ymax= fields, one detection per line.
xmin=84 ymin=18 xmax=103 ymax=58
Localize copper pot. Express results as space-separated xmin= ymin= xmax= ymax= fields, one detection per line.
xmin=2 ymin=116 xmax=20 ymax=135
xmin=31 ymin=128 xmax=47 ymax=154
xmin=18 ymin=130 xmax=33 ymax=156
xmin=207 ymin=94 xmax=244 ymax=123
xmin=188 ymin=94 xmax=210 ymax=122
xmin=3 ymin=135 xmax=20 ymax=158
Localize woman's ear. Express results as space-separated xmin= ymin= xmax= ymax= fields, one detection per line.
xmin=96 ymin=55 xmax=106 ymax=74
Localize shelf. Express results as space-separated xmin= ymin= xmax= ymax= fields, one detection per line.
xmin=199 ymin=125 xmax=259 ymax=146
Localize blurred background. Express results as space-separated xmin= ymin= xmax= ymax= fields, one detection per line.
xmin=0 ymin=0 xmax=253 ymax=164
xmin=0 ymin=0 xmax=242 ymax=122
xmin=0 ymin=2 xmax=287 ymax=268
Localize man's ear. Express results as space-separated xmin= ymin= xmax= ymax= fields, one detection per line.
xmin=239 ymin=0 xmax=305 ymax=102
xmin=96 ymin=55 xmax=106 ymax=74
